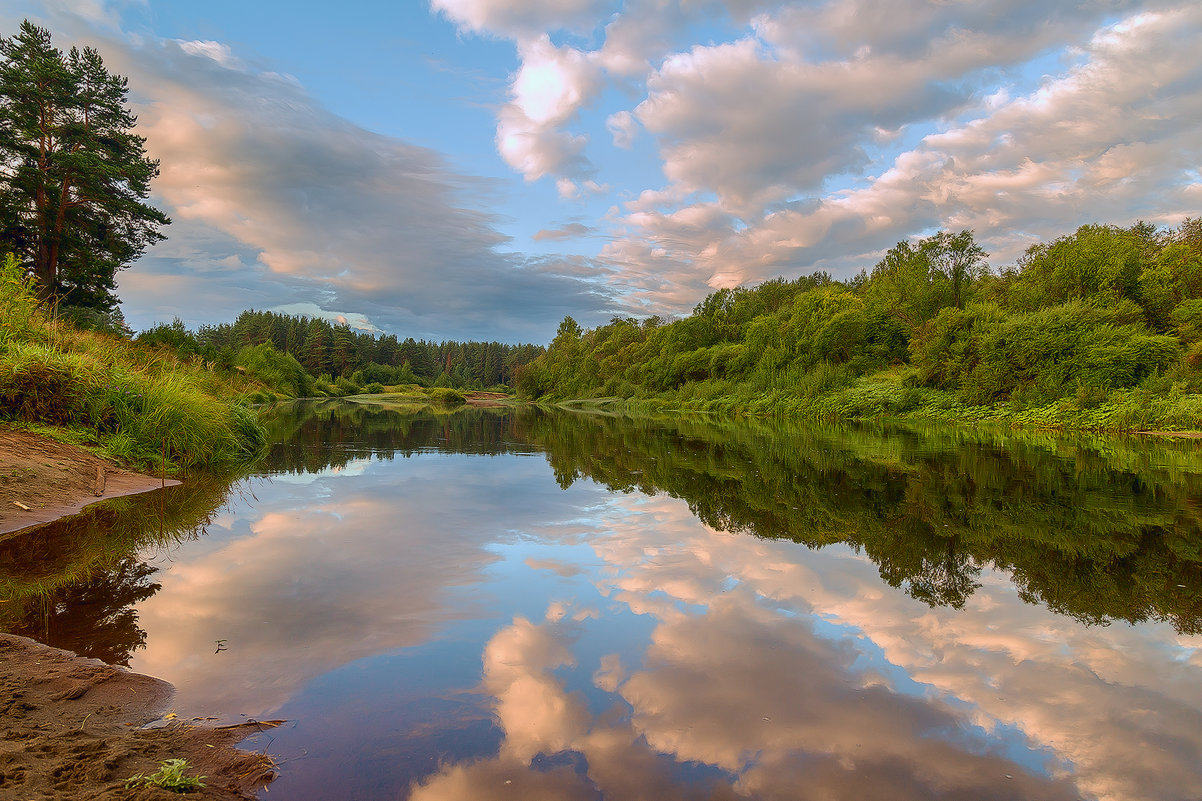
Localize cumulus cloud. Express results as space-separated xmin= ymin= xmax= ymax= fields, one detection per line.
xmin=635 ymin=36 xmax=966 ymax=213
xmin=605 ymin=109 xmax=637 ymax=148
xmin=496 ymin=36 xmax=604 ymax=182
xmin=605 ymin=3 xmax=1202 ymax=310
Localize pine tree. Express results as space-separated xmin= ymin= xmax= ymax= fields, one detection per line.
xmin=0 ymin=21 xmax=169 ymax=311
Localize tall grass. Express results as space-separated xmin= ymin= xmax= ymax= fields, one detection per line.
xmin=0 ymin=256 xmax=266 ymax=470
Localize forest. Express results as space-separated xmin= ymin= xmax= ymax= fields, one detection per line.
xmin=137 ymin=310 xmax=545 ymax=399
xmin=516 ymin=220 xmax=1202 ymax=430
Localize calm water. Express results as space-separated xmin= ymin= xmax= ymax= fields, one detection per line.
xmin=4 ymin=401 xmax=1202 ymax=800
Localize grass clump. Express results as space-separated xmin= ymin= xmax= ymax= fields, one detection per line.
xmin=428 ymin=387 xmax=467 ymax=406
xmin=126 ymin=759 xmax=205 ymax=793
xmin=0 ymin=255 xmax=266 ymax=470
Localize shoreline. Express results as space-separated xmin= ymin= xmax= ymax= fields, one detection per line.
xmin=0 ymin=429 xmax=278 ymax=797
xmin=0 ymin=428 xmax=181 ymax=537
xmin=0 ymin=634 xmax=278 ymax=799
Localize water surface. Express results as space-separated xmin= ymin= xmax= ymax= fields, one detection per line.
xmin=3 ymin=401 xmax=1201 ymax=800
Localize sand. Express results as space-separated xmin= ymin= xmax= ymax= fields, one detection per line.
xmin=0 ymin=429 xmax=181 ymax=537
xmin=0 ymin=428 xmax=278 ymax=798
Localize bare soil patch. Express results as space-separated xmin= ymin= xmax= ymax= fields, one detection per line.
xmin=0 ymin=429 xmax=179 ymax=536
xmin=0 ymin=634 xmax=277 ymax=799
xmin=463 ymin=391 xmax=512 ymax=408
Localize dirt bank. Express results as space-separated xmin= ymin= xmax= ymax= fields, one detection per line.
xmin=0 ymin=429 xmax=180 ymax=536
xmin=0 ymin=634 xmax=277 ymax=799
xmin=463 ymin=391 xmax=512 ymax=408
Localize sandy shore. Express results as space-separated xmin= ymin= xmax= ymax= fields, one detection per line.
xmin=0 ymin=634 xmax=278 ymax=799
xmin=0 ymin=429 xmax=278 ymax=797
xmin=0 ymin=429 xmax=181 ymax=536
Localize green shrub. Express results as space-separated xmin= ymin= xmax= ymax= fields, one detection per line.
xmin=334 ymin=376 xmax=362 ymax=396
xmin=428 ymin=387 xmax=466 ymax=406
xmin=235 ymin=343 xmax=313 ymax=397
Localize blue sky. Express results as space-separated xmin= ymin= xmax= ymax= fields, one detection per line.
xmin=2 ymin=0 xmax=1200 ymax=342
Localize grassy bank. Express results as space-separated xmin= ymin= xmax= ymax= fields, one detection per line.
xmin=0 ymin=256 xmax=267 ymax=471
xmin=555 ymin=364 xmax=1202 ymax=432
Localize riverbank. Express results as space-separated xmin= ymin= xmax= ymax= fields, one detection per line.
xmin=0 ymin=634 xmax=277 ymax=799
xmin=0 ymin=429 xmax=181 ymax=536
xmin=542 ymin=374 xmax=1202 ymax=434
xmin=0 ymin=429 xmax=279 ymax=798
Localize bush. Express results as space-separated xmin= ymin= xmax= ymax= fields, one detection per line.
xmin=334 ymin=376 xmax=362 ymax=396
xmin=428 ymin=387 xmax=466 ymax=406
xmin=912 ymin=300 xmax=1179 ymax=405
xmin=235 ymin=343 xmax=313 ymax=398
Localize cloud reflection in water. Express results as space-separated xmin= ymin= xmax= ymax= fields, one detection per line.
xmin=412 ymin=491 xmax=1201 ymax=801
xmin=121 ymin=437 xmax=1202 ymax=801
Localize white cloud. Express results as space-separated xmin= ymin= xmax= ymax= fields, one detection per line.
xmin=496 ymin=36 xmax=603 ymax=182
xmin=431 ymin=0 xmax=615 ymax=39
xmin=605 ymin=109 xmax=637 ymax=148
xmin=603 ymin=3 xmax=1202 ymax=309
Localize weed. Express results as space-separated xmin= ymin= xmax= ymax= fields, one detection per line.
xmin=126 ymin=758 xmax=206 ymax=792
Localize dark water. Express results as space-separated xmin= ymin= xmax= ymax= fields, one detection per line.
xmin=4 ymin=401 xmax=1202 ymax=800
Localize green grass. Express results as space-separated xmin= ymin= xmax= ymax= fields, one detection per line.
xmin=0 ymin=255 xmax=267 ymax=471
xmin=544 ymin=364 xmax=1202 ymax=432
xmin=126 ymin=759 xmax=205 ymax=793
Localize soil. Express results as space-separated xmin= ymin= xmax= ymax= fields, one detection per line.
xmin=463 ymin=391 xmax=512 ymax=408
xmin=0 ymin=634 xmax=278 ymax=800
xmin=0 ymin=429 xmax=180 ymax=536
xmin=0 ymin=429 xmax=278 ymax=798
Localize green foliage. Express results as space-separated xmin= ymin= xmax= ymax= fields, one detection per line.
xmin=0 ymin=252 xmax=38 ymax=345
xmin=334 ymin=375 xmax=362 ymax=396
xmin=235 ymin=343 xmax=314 ymax=398
xmin=911 ymin=300 xmax=1180 ymax=406
xmin=428 ymin=387 xmax=466 ymax=406
xmin=1001 ymin=224 xmax=1152 ymax=312
xmin=126 ymin=759 xmax=205 ymax=792
xmin=0 ymin=262 xmax=266 ymax=469
xmin=517 ymin=221 xmax=1202 ymax=431
xmin=0 ymin=21 xmax=170 ymax=311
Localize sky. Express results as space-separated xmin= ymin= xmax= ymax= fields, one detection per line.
xmin=2 ymin=0 xmax=1200 ymax=342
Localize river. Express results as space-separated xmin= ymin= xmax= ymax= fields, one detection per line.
xmin=3 ymin=400 xmax=1201 ymax=800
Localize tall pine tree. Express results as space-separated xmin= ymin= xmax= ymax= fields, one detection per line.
xmin=0 ymin=21 xmax=169 ymax=311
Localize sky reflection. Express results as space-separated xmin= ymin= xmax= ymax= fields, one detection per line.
xmin=129 ymin=452 xmax=587 ymax=717
xmin=97 ymin=416 xmax=1202 ymax=800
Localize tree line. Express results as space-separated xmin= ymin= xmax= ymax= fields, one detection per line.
xmin=517 ymin=220 xmax=1202 ymax=429
xmin=138 ymin=310 xmax=544 ymax=395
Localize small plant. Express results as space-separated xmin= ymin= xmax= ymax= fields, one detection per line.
xmin=126 ymin=758 xmax=206 ymax=793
